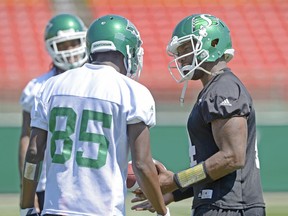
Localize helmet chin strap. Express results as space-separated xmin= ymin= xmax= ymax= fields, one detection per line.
xmin=179 ymin=67 xmax=225 ymax=106
xmin=179 ymin=61 xmax=196 ymax=105
xmin=179 ymin=68 xmax=194 ymax=106
xmin=180 ymin=80 xmax=188 ymax=107
xmin=181 ymin=65 xmax=193 ymax=73
xmin=198 ymin=67 xmax=225 ymax=76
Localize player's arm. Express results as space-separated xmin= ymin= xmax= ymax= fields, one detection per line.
xmin=128 ymin=122 xmax=169 ymax=216
xmin=18 ymin=111 xmax=31 ymax=183
xmin=20 ymin=127 xmax=47 ymax=209
xmin=204 ymin=116 xmax=247 ymax=179
xmin=172 ymin=116 xmax=247 ymax=190
xmin=159 ymin=116 xmax=247 ymax=193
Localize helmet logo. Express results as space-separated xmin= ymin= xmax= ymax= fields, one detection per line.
xmin=45 ymin=22 xmax=53 ymax=37
xmin=191 ymin=14 xmax=219 ymax=33
xmin=57 ymin=29 xmax=76 ymax=36
xmin=126 ymin=21 xmax=141 ymax=40
xmin=170 ymin=36 xmax=179 ymax=45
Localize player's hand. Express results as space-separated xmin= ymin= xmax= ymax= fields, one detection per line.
xmin=131 ymin=192 xmax=174 ymax=212
xmin=131 ymin=187 xmax=147 ymax=202
xmin=131 ymin=188 xmax=152 ymax=212
xmin=34 ymin=194 xmax=40 ymax=213
xmin=20 ymin=208 xmax=39 ymax=216
xmin=132 ymin=199 xmax=155 ymax=213
xmin=155 ymin=163 xmax=177 ymax=194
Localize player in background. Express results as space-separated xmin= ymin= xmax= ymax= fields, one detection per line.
xmin=20 ymin=14 xmax=169 ymax=216
xmin=18 ymin=13 xmax=87 ymax=214
xmin=132 ymin=14 xmax=266 ymax=216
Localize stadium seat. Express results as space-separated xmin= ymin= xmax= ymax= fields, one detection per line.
xmin=88 ymin=0 xmax=288 ymax=100
xmin=0 ymin=0 xmax=52 ymax=98
xmin=1 ymin=0 xmax=287 ymax=102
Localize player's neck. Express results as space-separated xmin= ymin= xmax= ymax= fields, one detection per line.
xmin=55 ymin=67 xmax=65 ymax=75
xmin=94 ymin=61 xmax=121 ymax=73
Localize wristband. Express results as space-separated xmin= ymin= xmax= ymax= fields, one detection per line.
xmin=20 ymin=208 xmax=39 ymax=216
xmin=174 ymin=162 xmax=208 ymax=188
xmin=156 ymin=207 xmax=170 ymax=216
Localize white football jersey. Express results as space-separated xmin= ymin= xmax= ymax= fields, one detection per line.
xmin=20 ymin=68 xmax=56 ymax=112
xmin=20 ymin=67 xmax=57 ymax=192
xmin=31 ymin=63 xmax=156 ymax=216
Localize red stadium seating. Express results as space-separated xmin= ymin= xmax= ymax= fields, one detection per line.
xmin=0 ymin=0 xmax=287 ymax=102
xmin=88 ymin=0 xmax=288 ymax=100
xmin=0 ymin=0 xmax=52 ymax=100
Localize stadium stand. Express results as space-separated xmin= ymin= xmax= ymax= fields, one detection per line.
xmin=0 ymin=0 xmax=287 ymax=103
xmin=88 ymin=0 xmax=288 ymax=101
xmin=0 ymin=0 xmax=52 ymax=101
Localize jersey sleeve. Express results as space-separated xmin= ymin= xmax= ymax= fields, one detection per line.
xmin=19 ymin=79 xmax=37 ymax=112
xmin=30 ymin=83 xmax=49 ymax=131
xmin=201 ymin=81 xmax=251 ymax=123
xmin=19 ymin=69 xmax=55 ymax=113
xmin=126 ymin=84 xmax=156 ymax=128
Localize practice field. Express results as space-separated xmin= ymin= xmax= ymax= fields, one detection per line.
xmin=1 ymin=192 xmax=287 ymax=216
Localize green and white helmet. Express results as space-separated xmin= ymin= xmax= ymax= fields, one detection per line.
xmin=86 ymin=14 xmax=144 ymax=80
xmin=167 ymin=14 xmax=235 ymax=83
xmin=44 ymin=13 xmax=88 ymax=71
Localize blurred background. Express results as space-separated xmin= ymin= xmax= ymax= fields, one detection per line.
xmin=0 ymin=0 xmax=287 ymax=202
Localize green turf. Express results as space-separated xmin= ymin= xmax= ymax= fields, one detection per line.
xmin=1 ymin=193 xmax=287 ymax=216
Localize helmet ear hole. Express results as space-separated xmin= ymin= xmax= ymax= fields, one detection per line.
xmin=211 ymin=39 xmax=219 ymax=47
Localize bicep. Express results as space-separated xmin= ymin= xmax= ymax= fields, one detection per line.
xmin=21 ymin=111 xmax=31 ymax=137
xmin=128 ymin=122 xmax=152 ymax=163
xmin=212 ymin=116 xmax=247 ymax=160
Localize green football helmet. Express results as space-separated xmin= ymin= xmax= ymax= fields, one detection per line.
xmin=44 ymin=13 xmax=88 ymax=71
xmin=167 ymin=14 xmax=235 ymax=83
xmin=86 ymin=14 xmax=144 ymax=80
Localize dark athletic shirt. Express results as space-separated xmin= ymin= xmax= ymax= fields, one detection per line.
xmin=187 ymin=68 xmax=265 ymax=209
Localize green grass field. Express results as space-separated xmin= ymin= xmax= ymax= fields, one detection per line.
xmin=1 ymin=192 xmax=287 ymax=216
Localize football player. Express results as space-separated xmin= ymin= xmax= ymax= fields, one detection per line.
xmin=20 ymin=15 xmax=169 ymax=216
xmin=18 ymin=13 xmax=87 ymax=214
xmin=132 ymin=14 xmax=266 ymax=216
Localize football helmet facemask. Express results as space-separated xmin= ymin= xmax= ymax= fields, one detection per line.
xmin=167 ymin=14 xmax=235 ymax=83
xmin=86 ymin=14 xmax=144 ymax=80
xmin=44 ymin=13 xmax=88 ymax=71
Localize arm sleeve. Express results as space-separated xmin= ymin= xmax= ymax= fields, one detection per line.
xmin=201 ymin=82 xmax=252 ymax=123
xmin=172 ymin=186 xmax=194 ymax=202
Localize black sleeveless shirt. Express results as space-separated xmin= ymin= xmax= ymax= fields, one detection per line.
xmin=187 ymin=68 xmax=265 ymax=209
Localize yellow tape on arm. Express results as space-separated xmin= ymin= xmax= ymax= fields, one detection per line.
xmin=23 ymin=162 xmax=40 ymax=181
xmin=174 ymin=162 xmax=208 ymax=188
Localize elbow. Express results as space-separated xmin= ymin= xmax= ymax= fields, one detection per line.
xmin=225 ymin=152 xmax=246 ymax=170
xmin=133 ymin=161 xmax=146 ymax=173
xmin=132 ymin=160 xmax=154 ymax=176
xmin=235 ymin=151 xmax=246 ymax=169
xmin=233 ymin=159 xmax=245 ymax=170
xmin=26 ymin=148 xmax=42 ymax=163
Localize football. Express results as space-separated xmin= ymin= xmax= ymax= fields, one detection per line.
xmin=126 ymin=161 xmax=139 ymax=192
xmin=126 ymin=159 xmax=166 ymax=192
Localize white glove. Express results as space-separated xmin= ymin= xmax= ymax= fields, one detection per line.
xmin=157 ymin=207 xmax=170 ymax=216
xmin=20 ymin=208 xmax=39 ymax=216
